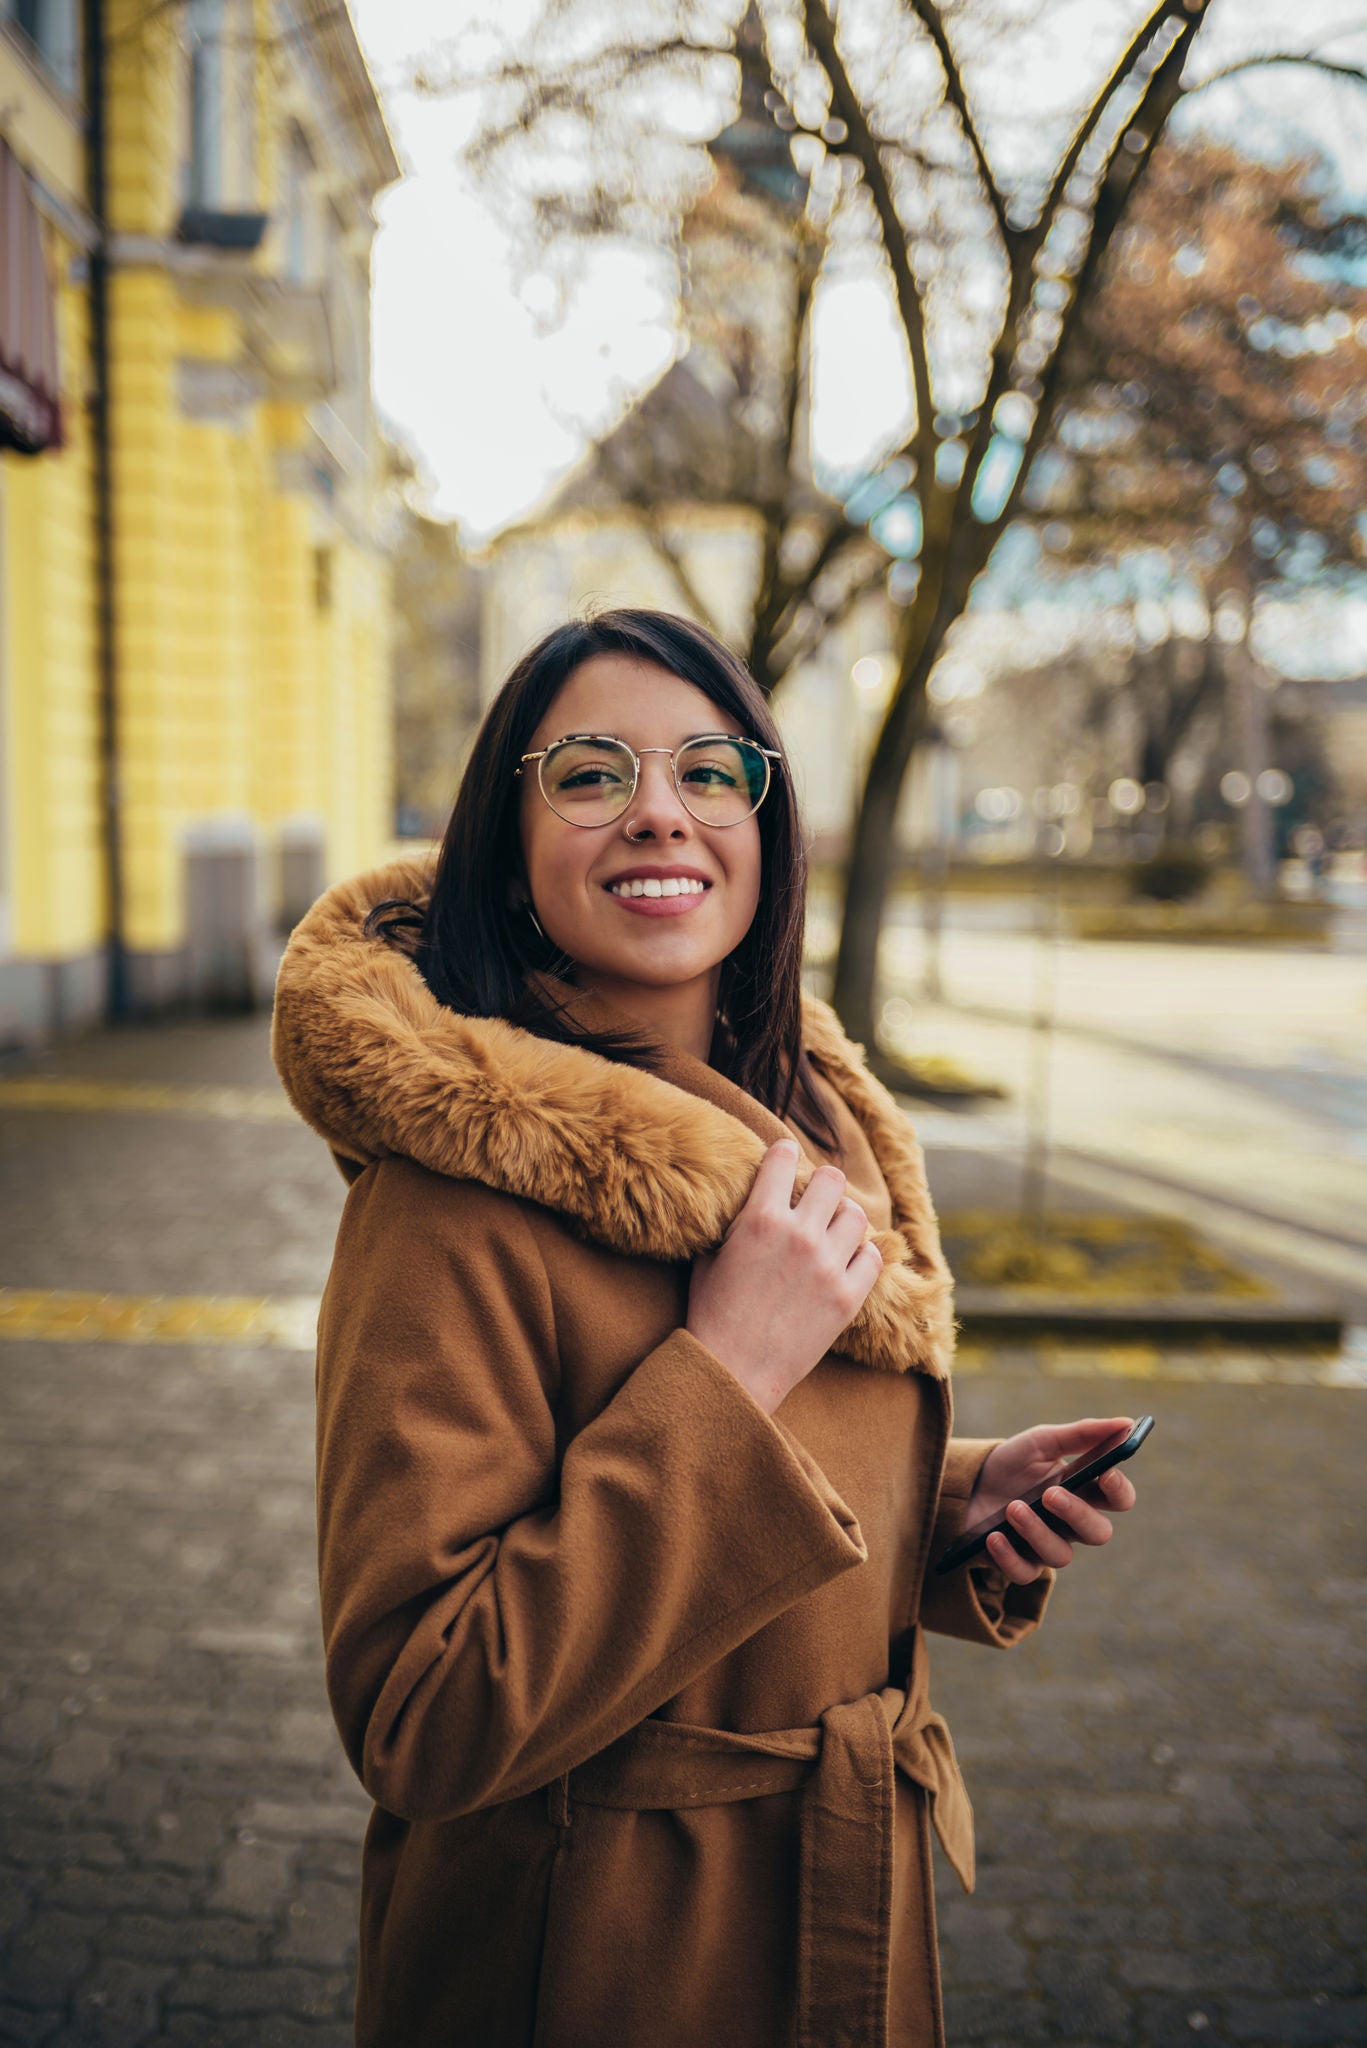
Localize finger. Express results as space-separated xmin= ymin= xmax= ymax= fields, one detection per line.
xmin=1073 ymin=1467 xmax=1136 ymax=1514
xmin=1006 ymin=1499 xmax=1075 ymax=1570
xmin=826 ymin=1194 xmax=871 ymax=1258
xmin=845 ymin=1235 xmax=885 ymax=1288
xmin=749 ymin=1138 xmax=801 ymax=1214
xmin=795 ymin=1162 xmax=850 ymax=1231
xmin=1034 ymin=1417 xmax=1135 ymax=1465
xmin=1042 ymin=1486 xmax=1113 ymax=1547
xmin=984 ymin=1528 xmax=1044 ymax=1586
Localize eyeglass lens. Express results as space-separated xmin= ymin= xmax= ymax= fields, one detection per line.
xmin=539 ymin=738 xmax=769 ymax=827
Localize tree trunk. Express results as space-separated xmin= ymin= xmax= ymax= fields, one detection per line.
xmin=828 ymin=569 xmax=967 ymax=1051
xmin=748 ymin=623 xmax=779 ymax=701
xmin=1225 ymin=638 xmax=1277 ymax=895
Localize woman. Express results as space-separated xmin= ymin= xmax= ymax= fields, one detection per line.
xmin=272 ymin=608 xmax=1137 ymax=2048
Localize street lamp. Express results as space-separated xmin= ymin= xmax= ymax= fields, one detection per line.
xmin=1108 ymin=777 xmax=1145 ymax=816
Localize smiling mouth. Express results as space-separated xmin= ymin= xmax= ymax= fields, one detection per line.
xmin=602 ymin=877 xmax=712 ymax=917
xmin=605 ymin=878 xmax=710 ymax=900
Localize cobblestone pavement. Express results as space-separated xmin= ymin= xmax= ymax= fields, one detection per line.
xmin=0 ymin=1016 xmax=1364 ymax=2046
xmin=934 ymin=1374 xmax=1366 ymax=2048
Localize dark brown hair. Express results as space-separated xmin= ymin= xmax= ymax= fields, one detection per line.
xmin=367 ymin=607 xmax=842 ymax=1155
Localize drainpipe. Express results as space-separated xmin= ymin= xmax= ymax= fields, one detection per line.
xmin=83 ymin=0 xmax=128 ymax=1018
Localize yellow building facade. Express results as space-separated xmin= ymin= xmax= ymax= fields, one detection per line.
xmin=0 ymin=0 xmax=398 ymax=1043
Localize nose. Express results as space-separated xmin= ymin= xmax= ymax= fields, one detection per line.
xmin=619 ymin=752 xmax=694 ymax=840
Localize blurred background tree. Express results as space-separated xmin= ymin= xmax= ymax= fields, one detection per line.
xmin=391 ymin=513 xmax=484 ymax=840
xmin=1027 ymin=136 xmax=1366 ymax=889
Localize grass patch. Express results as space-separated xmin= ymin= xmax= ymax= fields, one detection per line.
xmin=939 ymin=1211 xmax=1271 ymax=1300
xmin=1069 ymin=901 xmax=1331 ymax=945
xmin=873 ymin=1049 xmax=1006 ymax=1101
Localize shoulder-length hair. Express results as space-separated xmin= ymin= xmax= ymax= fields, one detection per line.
xmin=367 ymin=606 xmax=843 ymax=1156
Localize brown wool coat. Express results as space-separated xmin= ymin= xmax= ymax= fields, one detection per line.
xmin=272 ymin=854 xmax=1054 ymax=2048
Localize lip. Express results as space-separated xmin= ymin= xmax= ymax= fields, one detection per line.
xmin=606 ymin=889 xmax=710 ymax=918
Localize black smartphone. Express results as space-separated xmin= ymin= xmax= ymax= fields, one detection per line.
xmin=933 ymin=1415 xmax=1154 ymax=1576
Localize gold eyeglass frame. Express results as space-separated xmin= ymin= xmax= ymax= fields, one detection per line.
xmin=515 ymin=732 xmax=783 ymax=828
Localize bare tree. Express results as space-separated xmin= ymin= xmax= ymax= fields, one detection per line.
xmin=435 ymin=0 xmax=1366 ymax=1063
xmin=810 ymin=2 xmax=1365 ymax=1052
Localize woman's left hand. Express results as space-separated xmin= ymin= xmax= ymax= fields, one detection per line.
xmin=963 ymin=1417 xmax=1138 ymax=1586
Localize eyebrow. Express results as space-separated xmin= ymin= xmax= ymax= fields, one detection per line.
xmin=544 ymin=729 xmax=747 ymax=747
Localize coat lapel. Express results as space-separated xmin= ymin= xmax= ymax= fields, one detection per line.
xmin=271 ymin=854 xmax=956 ymax=1378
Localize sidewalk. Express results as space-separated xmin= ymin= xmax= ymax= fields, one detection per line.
xmin=0 ymin=1014 xmax=1363 ymax=2045
xmin=871 ymin=915 xmax=1367 ymax=1325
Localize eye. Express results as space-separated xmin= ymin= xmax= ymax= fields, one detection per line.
xmin=681 ymin=756 xmax=741 ymax=787
xmin=560 ymin=763 xmax=627 ymax=788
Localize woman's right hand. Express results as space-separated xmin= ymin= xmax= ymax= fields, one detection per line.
xmin=685 ymin=1138 xmax=884 ymax=1416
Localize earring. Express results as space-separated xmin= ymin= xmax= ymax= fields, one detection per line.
xmin=524 ymin=900 xmax=548 ymax=941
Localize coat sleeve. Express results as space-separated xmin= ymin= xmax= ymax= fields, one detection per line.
xmin=917 ymin=1435 xmax=1054 ymax=1647
xmin=315 ymin=1159 xmax=870 ymax=1824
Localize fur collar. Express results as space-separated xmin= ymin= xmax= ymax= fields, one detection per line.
xmin=271 ymin=854 xmax=955 ymax=1378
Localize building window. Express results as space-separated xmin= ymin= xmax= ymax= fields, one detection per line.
xmin=284 ymin=123 xmax=315 ymax=281
xmin=4 ymin=0 xmax=80 ymax=95
xmin=183 ymin=0 xmax=255 ymax=211
xmin=186 ymin=0 xmax=225 ymax=207
xmin=313 ymin=546 xmax=333 ymax=614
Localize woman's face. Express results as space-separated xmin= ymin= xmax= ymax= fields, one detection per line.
xmin=517 ymin=653 xmax=765 ymax=995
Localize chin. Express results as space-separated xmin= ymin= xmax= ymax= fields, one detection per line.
xmin=601 ymin=951 xmax=720 ymax=984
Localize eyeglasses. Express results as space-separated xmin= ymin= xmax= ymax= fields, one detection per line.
xmin=516 ymin=733 xmax=782 ymax=829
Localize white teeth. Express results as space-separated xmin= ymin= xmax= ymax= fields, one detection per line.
xmin=609 ymin=877 xmax=707 ymax=898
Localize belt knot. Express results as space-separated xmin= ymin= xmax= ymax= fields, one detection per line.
xmin=557 ymin=1634 xmax=975 ymax=2048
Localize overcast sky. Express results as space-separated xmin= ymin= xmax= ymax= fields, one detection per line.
xmin=350 ymin=0 xmax=1367 ymax=547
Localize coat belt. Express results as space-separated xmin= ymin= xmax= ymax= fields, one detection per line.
xmin=555 ymin=1631 xmax=973 ymax=2048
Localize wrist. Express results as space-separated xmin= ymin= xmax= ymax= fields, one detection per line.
xmin=685 ymin=1320 xmax=784 ymax=1416
xmin=964 ymin=1443 xmax=1006 ymax=1524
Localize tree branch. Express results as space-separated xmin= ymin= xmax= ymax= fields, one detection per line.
xmin=448 ymin=34 xmax=730 ymax=160
xmin=591 ymin=436 xmax=729 ymax=641
xmin=764 ymin=518 xmax=872 ymax=656
xmin=1180 ymin=52 xmax=1367 ymax=95
xmin=435 ymin=31 xmax=728 ymax=97
xmin=802 ymin=0 xmax=936 ymax=478
xmin=949 ymin=10 xmax=1192 ymax=550
xmin=749 ymin=234 xmax=823 ymax=678
xmin=991 ymin=14 xmax=1204 ymax=543
xmin=1033 ymin=2 xmax=1189 ymax=246
xmin=904 ymin=0 xmax=1011 ymax=248
xmin=770 ymin=554 xmax=889 ymax=685
xmin=624 ymin=498 xmax=729 ymax=644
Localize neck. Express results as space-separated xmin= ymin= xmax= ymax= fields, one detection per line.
xmin=570 ymin=964 xmax=723 ymax=1065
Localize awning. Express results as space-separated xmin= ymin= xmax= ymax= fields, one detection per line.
xmin=0 ymin=137 xmax=64 ymax=456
